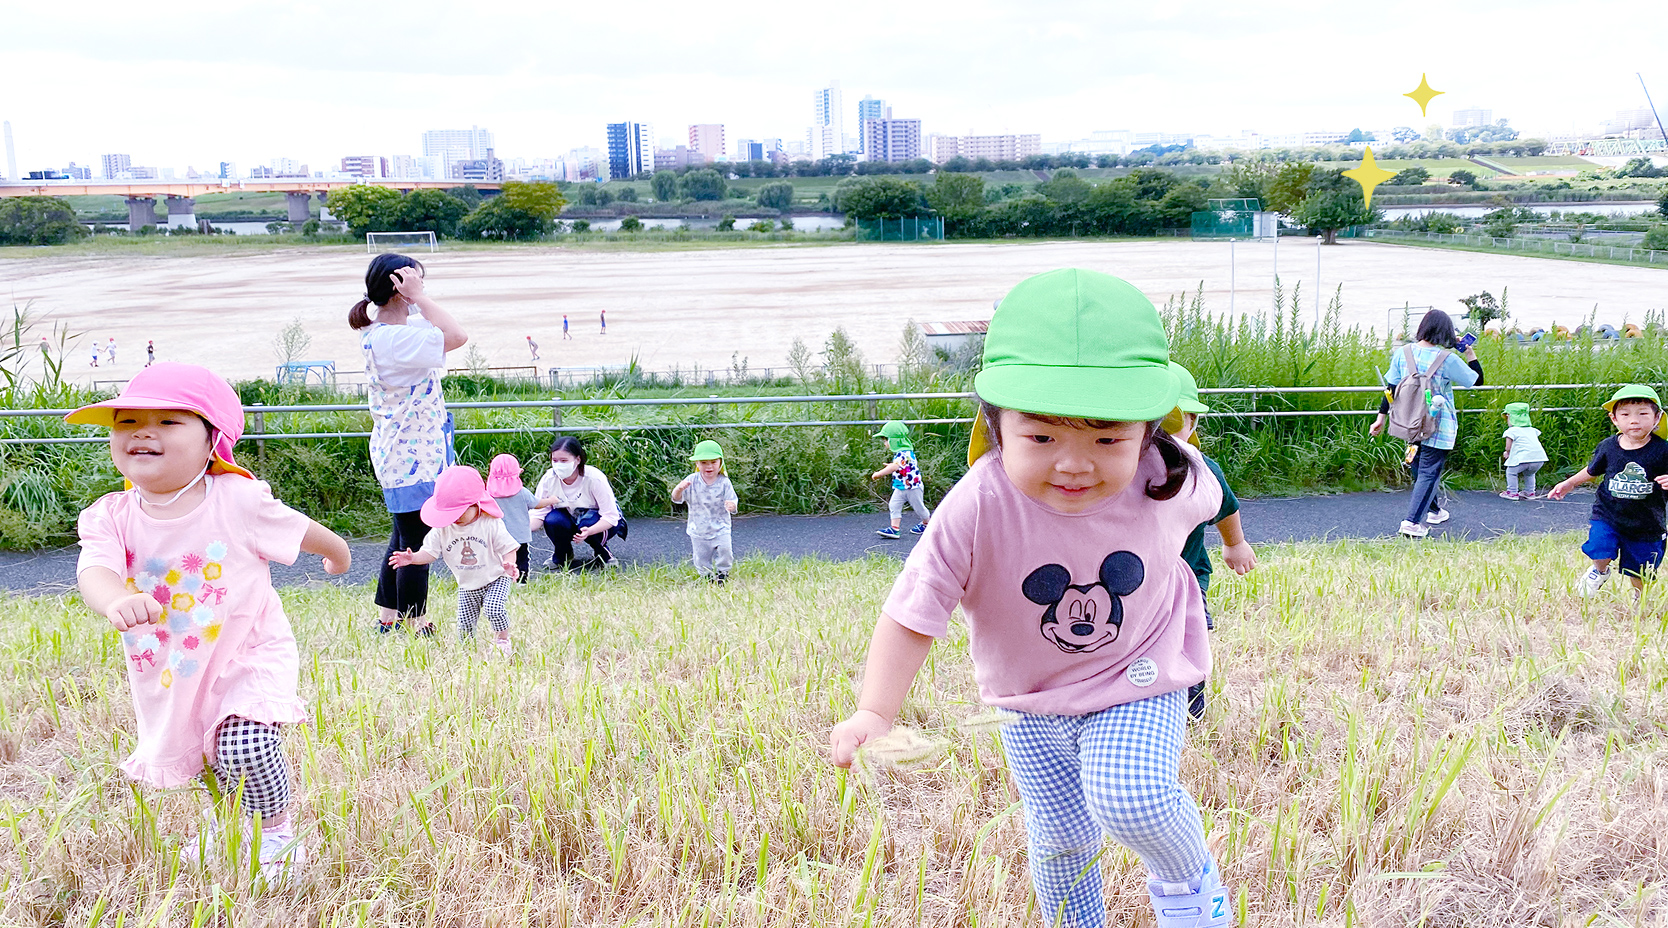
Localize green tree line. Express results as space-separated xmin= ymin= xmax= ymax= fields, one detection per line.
xmin=327 ymin=182 xmax=567 ymax=241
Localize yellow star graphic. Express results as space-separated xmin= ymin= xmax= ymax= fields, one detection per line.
xmin=1404 ymin=73 xmax=1444 ymax=117
xmin=1343 ymin=146 xmax=1397 ymax=209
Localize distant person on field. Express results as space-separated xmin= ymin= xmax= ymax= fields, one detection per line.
xmin=831 ymin=269 xmax=1235 ymax=928
xmin=146 ymin=341 xmax=155 ymax=366
xmin=672 ymin=440 xmax=738 ymax=583
xmin=526 ymin=335 xmax=539 ymax=361
xmin=562 ymin=315 xmax=572 ymax=340
xmin=389 ymin=465 xmax=519 ymax=656
xmin=68 ymin=363 xmax=351 ymax=881
xmin=38 ymin=335 xmax=50 ymax=355
xmin=349 ymin=253 xmax=469 ymax=636
xmin=1549 ymin=385 xmax=1668 ymax=601
xmin=599 ymin=309 xmax=607 ymax=335
xmin=870 ymin=420 xmax=931 ymax=539
xmin=90 ymin=344 xmax=100 ymax=368
xmin=107 ymin=337 xmax=117 ymax=364
xmin=1369 ymin=309 xmax=1484 ymax=538
xmin=486 ymin=453 xmax=537 ymax=583
xmin=532 ymin=436 xmax=626 ymax=571
xmin=1500 ymin=402 xmax=1549 ymax=499
xmin=1163 ymin=362 xmax=1256 ymax=721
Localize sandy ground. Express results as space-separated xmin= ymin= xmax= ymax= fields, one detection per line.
xmin=2 ymin=239 xmax=1664 ymax=387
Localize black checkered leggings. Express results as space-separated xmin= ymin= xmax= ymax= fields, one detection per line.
xmin=207 ymin=716 xmax=292 ymax=817
xmin=457 ymin=575 xmax=512 ymax=638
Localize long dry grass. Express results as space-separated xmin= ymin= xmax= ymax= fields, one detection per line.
xmin=1 ymin=535 xmax=1666 ymax=926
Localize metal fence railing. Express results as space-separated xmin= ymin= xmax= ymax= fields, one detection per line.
xmin=1365 ymin=228 xmax=1667 ymax=264
xmin=1 ymin=382 xmax=1654 ymax=447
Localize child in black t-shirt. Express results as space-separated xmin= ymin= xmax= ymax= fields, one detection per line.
xmin=1549 ymin=385 xmax=1668 ymax=600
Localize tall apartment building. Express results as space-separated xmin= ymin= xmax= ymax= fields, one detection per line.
xmin=340 ymin=155 xmax=387 ymax=178
xmin=386 ymin=155 xmax=417 ymax=179
xmin=607 ymin=122 xmax=653 ymax=179
xmin=1452 ymin=107 xmax=1492 ymax=128
xmin=861 ymin=119 xmax=922 ymax=163
xmin=813 ymin=81 xmax=845 ymax=159
xmin=856 ymin=96 xmax=887 ymax=156
xmin=562 ymin=146 xmax=605 ymax=183
xmin=101 ymin=153 xmax=132 ymax=179
xmin=932 ymin=133 xmax=1043 ymax=162
xmin=688 ymin=124 xmax=726 ymax=163
xmin=422 ymin=127 xmax=493 ymax=159
xmin=452 ymin=149 xmax=504 ymax=182
xmin=654 ymin=146 xmax=706 ymax=171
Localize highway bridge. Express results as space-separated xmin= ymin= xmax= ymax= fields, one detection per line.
xmin=0 ymin=179 xmax=506 ymax=231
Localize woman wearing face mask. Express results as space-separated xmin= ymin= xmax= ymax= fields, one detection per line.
xmin=532 ymin=436 xmax=626 ymax=570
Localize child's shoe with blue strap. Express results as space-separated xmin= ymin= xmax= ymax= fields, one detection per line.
xmin=1147 ymin=858 xmax=1231 ymax=928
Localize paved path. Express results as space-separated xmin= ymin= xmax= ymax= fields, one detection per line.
xmin=0 ymin=488 xmax=1595 ymax=596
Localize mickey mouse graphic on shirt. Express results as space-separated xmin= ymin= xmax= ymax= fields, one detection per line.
xmin=1022 ymin=551 xmax=1145 ymax=653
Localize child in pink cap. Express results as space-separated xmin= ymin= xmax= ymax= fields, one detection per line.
xmin=68 ymin=363 xmax=352 ymax=881
xmin=486 ymin=454 xmax=537 ymax=584
xmin=390 ymin=465 xmax=520 ymax=655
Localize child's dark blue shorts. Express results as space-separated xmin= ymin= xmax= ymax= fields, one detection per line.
xmin=1582 ymin=520 xmax=1666 ymax=577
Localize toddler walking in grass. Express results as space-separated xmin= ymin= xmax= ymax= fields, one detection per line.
xmin=831 ymin=269 xmax=1233 ymax=928
xmin=870 ymin=420 xmax=931 ymax=538
xmin=390 ymin=465 xmax=520 ymax=655
xmin=487 ymin=454 xmax=537 ymax=583
xmin=1549 ymin=385 xmax=1668 ymax=601
xmin=70 ymin=363 xmax=352 ymax=880
xmin=671 ymin=439 xmax=738 ymax=582
xmin=1500 ymin=402 xmax=1549 ymax=499
xmin=1164 ymin=362 xmax=1257 ymax=720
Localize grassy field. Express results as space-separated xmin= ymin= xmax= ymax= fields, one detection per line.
xmin=1487 ymin=156 xmax=1600 ymax=173
xmin=1369 ymin=234 xmax=1668 ymax=271
xmin=1 ymin=534 xmax=1666 ymax=925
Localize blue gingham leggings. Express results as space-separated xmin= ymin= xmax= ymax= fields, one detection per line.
xmin=999 ymin=689 xmax=1208 ymax=927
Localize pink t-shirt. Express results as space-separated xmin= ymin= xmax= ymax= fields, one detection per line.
xmin=883 ymin=443 xmax=1221 ymax=716
xmin=76 ymin=475 xmax=311 ymax=787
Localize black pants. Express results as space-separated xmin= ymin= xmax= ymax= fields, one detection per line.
xmin=514 ymin=543 xmax=529 ymax=584
xmin=1406 ymin=444 xmax=1450 ymax=525
xmin=543 ymin=508 xmax=619 ymax=566
xmin=375 ymin=509 xmax=431 ymax=620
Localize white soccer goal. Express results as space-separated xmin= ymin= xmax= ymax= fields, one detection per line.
xmin=365 ymin=231 xmax=438 ymax=254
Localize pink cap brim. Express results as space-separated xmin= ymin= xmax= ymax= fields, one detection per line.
xmin=419 ymin=494 xmax=503 ymax=528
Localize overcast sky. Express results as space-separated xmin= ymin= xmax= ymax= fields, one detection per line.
xmin=3 ymin=0 xmax=1665 ymax=173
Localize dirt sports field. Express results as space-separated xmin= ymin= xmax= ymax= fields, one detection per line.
xmin=3 ymin=239 xmax=1665 ymax=386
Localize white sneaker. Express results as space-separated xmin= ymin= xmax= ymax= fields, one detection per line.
xmin=1399 ymin=520 xmax=1429 ymax=538
xmin=258 ymin=826 xmax=306 ymax=883
xmin=1576 ymin=566 xmax=1611 ymax=597
xmin=1426 ymin=508 xmax=1451 ymax=524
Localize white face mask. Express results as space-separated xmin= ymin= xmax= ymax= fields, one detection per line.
xmin=554 ymin=460 xmax=577 ymax=480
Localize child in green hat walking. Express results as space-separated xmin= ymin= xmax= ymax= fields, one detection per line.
xmin=870 ymin=420 xmax=931 ymax=538
xmin=672 ymin=440 xmax=738 ymax=582
xmin=1163 ymin=362 xmax=1257 ymax=721
xmin=1500 ymin=402 xmax=1549 ymax=499
xmin=1549 ymin=385 xmax=1668 ymax=598
xmin=831 ymin=268 xmax=1233 ymax=928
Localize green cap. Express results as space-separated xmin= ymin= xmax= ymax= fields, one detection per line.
xmin=974 ymin=269 xmax=1178 ymax=421
xmin=1503 ymin=402 xmax=1532 ymax=428
xmin=874 ymin=420 xmax=913 ymax=451
xmin=688 ymin=439 xmax=725 ymax=461
xmin=1603 ymin=384 xmax=1662 ymax=414
xmin=1170 ymin=362 xmax=1209 ymax=414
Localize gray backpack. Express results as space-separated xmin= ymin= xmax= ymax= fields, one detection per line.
xmin=1387 ymin=344 xmax=1451 ymax=442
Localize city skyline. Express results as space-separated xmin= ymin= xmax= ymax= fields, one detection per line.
xmin=2 ymin=0 xmax=1665 ymax=176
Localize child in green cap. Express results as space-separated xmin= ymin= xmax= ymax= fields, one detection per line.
xmin=830 ymin=269 xmax=1233 ymax=928
xmin=1163 ymin=362 xmax=1257 ymax=721
xmin=672 ymin=439 xmax=738 ymax=582
xmin=1549 ymin=385 xmax=1668 ymax=598
xmin=1500 ymin=402 xmax=1549 ymax=500
xmin=870 ymin=420 xmax=931 ymax=539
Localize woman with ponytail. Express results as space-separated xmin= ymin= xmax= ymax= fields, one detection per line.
xmin=351 ymin=254 xmax=469 ymax=634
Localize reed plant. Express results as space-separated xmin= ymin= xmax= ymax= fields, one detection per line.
xmin=1 ymin=534 xmax=1665 ymax=924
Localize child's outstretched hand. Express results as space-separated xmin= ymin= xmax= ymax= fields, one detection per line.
xmin=1223 ymin=541 xmax=1258 ymax=575
xmin=830 ymin=709 xmax=893 ymax=768
xmin=1655 ymin=475 xmax=1668 ymax=490
xmin=870 ymin=470 xmax=885 ymax=481
xmin=503 ymin=562 xmax=519 ymax=580
xmin=725 ymin=500 xmax=738 ymax=514
xmin=322 ymin=553 xmax=350 ymax=575
xmin=106 ymin=592 xmax=163 ymax=631
xmin=1548 ymin=481 xmax=1573 ymax=500
xmin=388 ymin=549 xmax=418 ymax=569
xmin=673 ymin=477 xmax=692 ymax=496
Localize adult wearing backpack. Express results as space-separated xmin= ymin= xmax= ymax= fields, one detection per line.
xmin=1370 ymin=309 xmax=1484 ymax=538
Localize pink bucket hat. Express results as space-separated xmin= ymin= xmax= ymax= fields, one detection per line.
xmin=486 ymin=453 xmax=524 ymax=498
xmin=65 ymin=362 xmax=252 ymax=479
xmin=420 ymin=465 xmax=503 ymax=528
